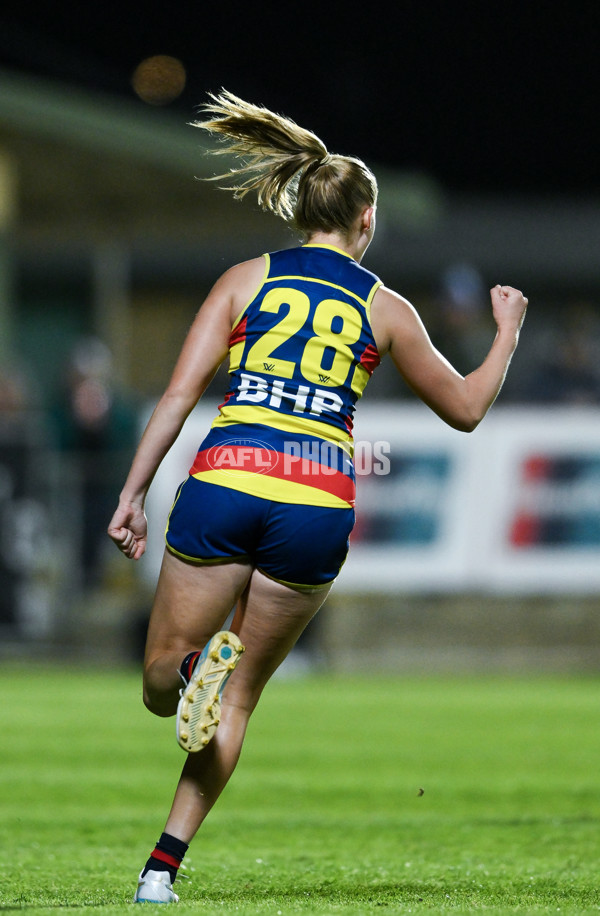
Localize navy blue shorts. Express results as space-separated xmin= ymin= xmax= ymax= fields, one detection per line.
xmin=165 ymin=477 xmax=355 ymax=589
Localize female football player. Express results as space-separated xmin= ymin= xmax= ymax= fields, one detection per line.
xmin=108 ymin=90 xmax=527 ymax=903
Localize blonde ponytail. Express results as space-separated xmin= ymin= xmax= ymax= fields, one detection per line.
xmin=191 ymin=89 xmax=327 ymax=220
xmin=191 ymin=90 xmax=377 ymax=234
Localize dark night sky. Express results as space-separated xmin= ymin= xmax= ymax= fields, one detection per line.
xmin=1 ymin=2 xmax=598 ymax=195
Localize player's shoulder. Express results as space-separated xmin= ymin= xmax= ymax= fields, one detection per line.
xmin=217 ymin=255 xmax=267 ymax=290
xmin=370 ymin=285 xmax=421 ymax=351
xmin=373 ymin=284 xmax=414 ymax=311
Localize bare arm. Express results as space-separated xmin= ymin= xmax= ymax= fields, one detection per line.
xmin=371 ymin=284 xmax=527 ymax=432
xmin=107 ymin=257 xmax=265 ymax=559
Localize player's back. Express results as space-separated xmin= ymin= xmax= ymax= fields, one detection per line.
xmin=215 ymin=244 xmax=382 ymax=442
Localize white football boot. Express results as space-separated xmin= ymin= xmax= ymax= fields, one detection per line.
xmin=134 ymin=869 xmax=179 ymax=904
xmin=176 ymin=631 xmax=245 ymax=752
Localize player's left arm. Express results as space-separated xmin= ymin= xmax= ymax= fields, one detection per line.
xmin=107 ymin=259 xmax=264 ymax=559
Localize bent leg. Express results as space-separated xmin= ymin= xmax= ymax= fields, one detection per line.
xmin=142 ymin=550 xmax=252 ymax=716
xmin=163 ymin=568 xmax=331 ymax=842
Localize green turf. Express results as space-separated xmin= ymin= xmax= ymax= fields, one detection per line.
xmin=1 ymin=666 xmax=600 ymax=914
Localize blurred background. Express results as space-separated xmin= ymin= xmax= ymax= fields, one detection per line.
xmin=1 ymin=2 xmax=599 ymax=671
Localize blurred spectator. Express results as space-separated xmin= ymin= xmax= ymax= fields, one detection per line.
xmin=525 ymin=301 xmax=600 ymax=404
xmin=0 ymin=361 xmax=32 ymax=417
xmin=429 ymin=263 xmax=495 ymax=375
xmin=0 ymin=357 xmax=43 ymax=632
xmin=49 ymin=337 xmax=137 ymax=587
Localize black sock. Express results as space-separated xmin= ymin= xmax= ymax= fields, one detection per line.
xmin=142 ymin=832 xmax=189 ymax=883
xmin=180 ymin=650 xmax=201 ymax=684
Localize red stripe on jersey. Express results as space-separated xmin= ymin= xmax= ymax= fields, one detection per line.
xmin=273 ymin=453 xmax=355 ymax=503
xmin=229 ymin=315 xmax=248 ymax=348
xmin=218 ymin=390 xmax=235 ymax=411
xmin=190 ymin=446 xmax=355 ymax=504
xmin=190 ymin=446 xmax=274 ymax=477
xmin=359 ymin=343 xmax=380 ymax=375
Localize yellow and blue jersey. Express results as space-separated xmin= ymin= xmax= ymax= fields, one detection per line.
xmin=188 ymin=244 xmax=382 ymax=508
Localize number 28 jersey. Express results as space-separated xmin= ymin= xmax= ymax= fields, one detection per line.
xmin=217 ymin=244 xmax=381 ymax=439
xmin=190 ymin=244 xmax=382 ymax=508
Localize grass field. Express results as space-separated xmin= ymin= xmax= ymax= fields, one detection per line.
xmin=1 ymin=665 xmax=600 ymax=914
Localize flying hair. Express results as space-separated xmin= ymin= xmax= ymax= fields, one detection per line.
xmin=190 ymin=89 xmax=377 ymax=234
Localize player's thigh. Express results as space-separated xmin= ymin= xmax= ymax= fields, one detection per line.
xmin=225 ymin=568 xmax=331 ymax=712
xmin=144 ymin=549 xmax=252 ymax=666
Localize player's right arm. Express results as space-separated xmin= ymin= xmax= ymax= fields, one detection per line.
xmin=370 ymin=284 xmax=527 ymax=432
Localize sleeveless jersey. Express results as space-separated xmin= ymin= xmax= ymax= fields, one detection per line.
xmin=189 ymin=244 xmax=382 ymax=508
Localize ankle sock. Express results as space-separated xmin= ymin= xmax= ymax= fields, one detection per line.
xmin=142 ymin=832 xmax=189 ymax=883
xmin=180 ymin=650 xmax=201 ymax=684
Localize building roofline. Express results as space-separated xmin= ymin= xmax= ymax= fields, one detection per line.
xmin=0 ymin=66 xmax=217 ymax=176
